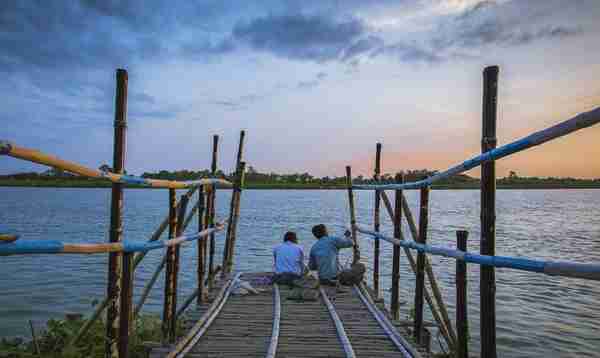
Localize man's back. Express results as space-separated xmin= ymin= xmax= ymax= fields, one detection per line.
xmin=273 ymin=241 xmax=304 ymax=276
xmin=309 ymin=235 xmax=353 ymax=280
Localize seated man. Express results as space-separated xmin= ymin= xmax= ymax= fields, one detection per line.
xmin=308 ymin=224 xmax=354 ymax=285
xmin=272 ymin=231 xmax=305 ymax=286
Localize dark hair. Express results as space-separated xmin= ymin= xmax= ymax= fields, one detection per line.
xmin=284 ymin=231 xmax=298 ymax=243
xmin=312 ymin=224 xmax=327 ymax=239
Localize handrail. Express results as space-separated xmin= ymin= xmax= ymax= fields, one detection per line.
xmin=0 ymin=222 xmax=226 ymax=255
xmin=353 ymin=106 xmax=600 ymax=190
xmin=355 ymin=224 xmax=600 ymax=281
xmin=0 ymin=141 xmax=232 ymax=189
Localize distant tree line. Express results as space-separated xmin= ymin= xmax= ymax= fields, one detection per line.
xmin=1 ymin=166 xmax=599 ymax=188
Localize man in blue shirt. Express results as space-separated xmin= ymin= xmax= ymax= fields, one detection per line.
xmin=273 ymin=231 xmax=305 ymax=286
xmin=309 ymin=224 xmax=354 ymax=285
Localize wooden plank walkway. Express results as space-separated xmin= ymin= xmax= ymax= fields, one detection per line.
xmin=149 ymin=272 xmax=425 ymax=358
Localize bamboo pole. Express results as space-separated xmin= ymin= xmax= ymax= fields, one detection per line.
xmin=197 ymin=186 xmax=206 ymax=305
xmin=223 ymin=130 xmax=245 ymax=274
xmin=345 ymin=166 xmax=360 ymax=264
xmin=225 ymin=162 xmax=246 ymax=273
xmin=399 ymin=193 xmax=457 ymax=349
xmin=131 ymin=200 xmax=202 ymax=318
xmin=162 ymin=190 xmax=178 ymax=343
xmin=414 ymin=187 xmax=430 ymax=345
xmin=208 ymin=135 xmax=219 ymax=287
xmin=69 ymin=189 xmax=199 ymax=348
xmin=106 ymin=68 xmax=127 ymax=358
xmin=391 ymin=174 xmax=403 ymax=320
xmin=481 ymin=65 xmax=499 ymax=358
xmin=134 ymin=255 xmax=166 ymax=318
xmin=119 ymin=248 xmax=133 ymax=358
xmin=373 ymin=143 xmax=382 ymax=298
xmin=379 ymin=191 xmax=454 ymax=347
xmin=456 ymin=230 xmax=469 ymax=358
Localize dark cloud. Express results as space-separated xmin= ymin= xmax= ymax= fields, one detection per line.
xmin=374 ymin=42 xmax=442 ymax=64
xmin=232 ymin=14 xmax=380 ymax=62
xmin=433 ymin=0 xmax=583 ymax=50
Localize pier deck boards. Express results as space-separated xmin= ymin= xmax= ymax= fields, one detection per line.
xmin=150 ymin=272 xmax=425 ymax=358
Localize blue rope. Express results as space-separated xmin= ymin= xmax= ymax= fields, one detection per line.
xmin=355 ymin=225 xmax=600 ymax=281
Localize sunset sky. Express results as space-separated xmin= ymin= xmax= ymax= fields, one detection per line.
xmin=2 ymin=0 xmax=600 ymax=178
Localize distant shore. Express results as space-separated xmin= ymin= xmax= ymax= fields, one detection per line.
xmin=1 ymin=179 xmax=599 ymax=190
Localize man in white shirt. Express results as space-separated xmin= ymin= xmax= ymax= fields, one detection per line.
xmin=273 ymin=231 xmax=304 ymax=286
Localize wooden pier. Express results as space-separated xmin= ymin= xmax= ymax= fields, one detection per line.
xmin=149 ymin=273 xmax=426 ymax=358
xmin=2 ymin=65 xmax=600 ymax=358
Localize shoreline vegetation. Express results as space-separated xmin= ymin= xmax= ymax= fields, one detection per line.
xmin=0 ymin=313 xmax=183 ymax=358
xmin=2 ymin=166 xmax=599 ymax=190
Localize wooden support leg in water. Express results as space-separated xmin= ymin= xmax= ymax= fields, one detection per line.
xmin=225 ymin=162 xmax=246 ymax=274
xmin=414 ymin=187 xmax=430 ymax=345
xmin=380 ymin=190 xmax=455 ymax=349
xmin=373 ymin=143 xmax=382 ymax=299
xmin=481 ymin=65 xmax=499 ymax=358
xmin=69 ymin=188 xmax=198 ymax=349
xmin=223 ymin=130 xmax=246 ymax=274
xmin=399 ymin=193 xmax=457 ymax=349
xmin=456 ymin=230 xmax=469 ymax=358
xmin=197 ymin=187 xmax=207 ymax=305
xmin=345 ymin=165 xmax=360 ymax=264
xmin=163 ymin=189 xmax=184 ymax=343
xmin=208 ymin=135 xmax=219 ymax=288
xmin=391 ymin=173 xmax=403 ymax=320
xmin=106 ymin=68 xmax=127 ymax=358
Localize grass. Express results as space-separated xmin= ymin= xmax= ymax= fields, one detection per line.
xmin=0 ymin=314 xmax=183 ymax=358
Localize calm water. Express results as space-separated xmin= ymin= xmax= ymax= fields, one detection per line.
xmin=1 ymin=187 xmax=599 ymax=357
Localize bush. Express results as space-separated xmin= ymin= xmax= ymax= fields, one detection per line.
xmin=0 ymin=313 xmax=177 ymax=358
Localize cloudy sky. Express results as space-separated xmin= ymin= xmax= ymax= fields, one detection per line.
xmin=2 ymin=0 xmax=599 ymax=178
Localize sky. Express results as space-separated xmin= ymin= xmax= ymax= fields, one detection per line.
xmin=1 ymin=0 xmax=600 ymax=178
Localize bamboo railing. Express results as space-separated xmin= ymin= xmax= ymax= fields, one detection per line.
xmin=347 ymin=66 xmax=600 ymax=358
xmin=0 ymin=69 xmax=246 ymax=358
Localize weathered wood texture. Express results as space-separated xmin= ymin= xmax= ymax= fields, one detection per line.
xmin=150 ymin=272 xmax=425 ymax=358
xmin=373 ymin=142 xmax=382 ymax=298
xmin=481 ymin=65 xmax=499 ymax=358
xmin=106 ymin=68 xmax=127 ymax=358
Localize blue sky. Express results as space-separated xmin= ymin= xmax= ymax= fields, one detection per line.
xmin=2 ymin=0 xmax=599 ymax=177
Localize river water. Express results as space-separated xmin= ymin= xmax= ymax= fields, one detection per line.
xmin=0 ymin=187 xmax=599 ymax=357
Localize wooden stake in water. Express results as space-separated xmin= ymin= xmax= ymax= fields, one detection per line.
xmin=208 ymin=135 xmax=219 ymax=287
xmin=225 ymin=161 xmax=246 ymax=273
xmin=223 ymin=130 xmax=245 ymax=273
xmin=345 ymin=165 xmax=360 ymax=264
xmin=162 ymin=189 xmax=178 ymax=343
xmin=391 ymin=173 xmax=403 ymax=320
xmin=414 ymin=186 xmax=430 ymax=345
xmin=197 ymin=186 xmax=206 ymax=305
xmin=481 ymin=65 xmax=499 ymax=358
xmin=106 ymin=68 xmax=127 ymax=358
xmin=456 ymin=230 xmax=469 ymax=358
xmin=373 ymin=143 xmax=382 ymax=298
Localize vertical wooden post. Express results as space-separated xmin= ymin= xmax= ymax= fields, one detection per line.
xmin=106 ymin=68 xmax=127 ymax=358
xmin=223 ymin=130 xmax=245 ymax=274
xmin=208 ymin=135 xmax=219 ymax=287
xmin=481 ymin=65 xmax=499 ymax=358
xmin=391 ymin=173 xmax=403 ymax=320
xmin=196 ymin=186 xmax=206 ymax=305
xmin=162 ymin=189 xmax=177 ymax=343
xmin=373 ymin=143 xmax=382 ymax=298
xmin=456 ymin=230 xmax=469 ymax=358
xmin=345 ymin=166 xmax=360 ymax=264
xmin=225 ymin=161 xmax=246 ymax=274
xmin=414 ymin=186 xmax=430 ymax=345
